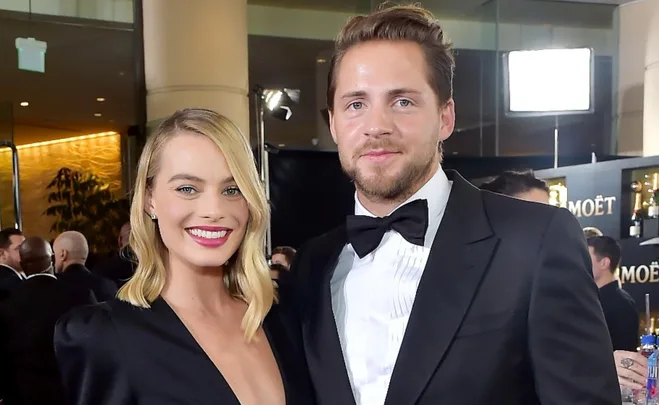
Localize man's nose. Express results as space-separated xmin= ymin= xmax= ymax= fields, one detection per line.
xmin=363 ymin=104 xmax=394 ymax=137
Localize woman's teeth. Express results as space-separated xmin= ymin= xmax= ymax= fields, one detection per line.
xmin=188 ymin=229 xmax=227 ymax=239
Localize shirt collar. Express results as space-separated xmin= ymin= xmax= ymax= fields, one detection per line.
xmin=26 ymin=272 xmax=57 ymax=280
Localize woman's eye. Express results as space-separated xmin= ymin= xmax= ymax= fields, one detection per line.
xmin=176 ymin=186 xmax=196 ymax=195
xmin=223 ymin=186 xmax=241 ymax=196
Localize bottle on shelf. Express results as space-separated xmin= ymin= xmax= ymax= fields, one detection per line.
xmin=631 ymin=190 xmax=644 ymax=238
xmin=649 ymin=173 xmax=659 ymax=219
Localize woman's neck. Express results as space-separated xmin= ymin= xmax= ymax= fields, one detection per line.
xmin=160 ymin=255 xmax=235 ymax=313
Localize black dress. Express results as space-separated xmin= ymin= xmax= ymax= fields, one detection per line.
xmin=54 ymin=297 xmax=315 ymax=405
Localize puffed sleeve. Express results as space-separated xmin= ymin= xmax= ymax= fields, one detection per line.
xmin=54 ymin=304 xmax=134 ymax=405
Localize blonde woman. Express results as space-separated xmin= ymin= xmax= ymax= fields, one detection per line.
xmin=54 ymin=109 xmax=314 ymax=405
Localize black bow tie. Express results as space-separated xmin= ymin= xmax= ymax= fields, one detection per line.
xmin=346 ymin=199 xmax=429 ymax=259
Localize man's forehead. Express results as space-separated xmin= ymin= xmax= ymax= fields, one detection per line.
xmin=336 ymin=42 xmax=429 ymax=90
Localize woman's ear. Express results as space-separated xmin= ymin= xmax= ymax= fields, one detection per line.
xmin=144 ymin=188 xmax=156 ymax=218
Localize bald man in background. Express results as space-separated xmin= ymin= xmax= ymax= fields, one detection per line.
xmin=53 ymin=231 xmax=117 ymax=302
xmin=0 ymin=236 xmax=95 ymax=405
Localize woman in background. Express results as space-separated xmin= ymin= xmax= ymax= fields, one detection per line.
xmin=54 ymin=109 xmax=313 ymax=405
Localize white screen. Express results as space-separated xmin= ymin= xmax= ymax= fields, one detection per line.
xmin=507 ymin=48 xmax=592 ymax=113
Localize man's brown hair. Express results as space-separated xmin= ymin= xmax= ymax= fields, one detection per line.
xmin=326 ymin=3 xmax=454 ymax=111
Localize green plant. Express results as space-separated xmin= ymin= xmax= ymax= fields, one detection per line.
xmin=43 ymin=167 xmax=129 ymax=252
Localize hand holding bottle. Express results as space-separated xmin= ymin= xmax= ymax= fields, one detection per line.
xmin=615 ymin=350 xmax=649 ymax=389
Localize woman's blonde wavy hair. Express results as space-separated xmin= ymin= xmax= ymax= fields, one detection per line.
xmin=118 ymin=108 xmax=273 ymax=341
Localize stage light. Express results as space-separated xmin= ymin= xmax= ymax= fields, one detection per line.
xmin=252 ymin=86 xmax=300 ymax=255
xmin=504 ymin=47 xmax=593 ymax=114
xmin=262 ymin=88 xmax=299 ymax=121
xmin=503 ymin=47 xmax=594 ymax=168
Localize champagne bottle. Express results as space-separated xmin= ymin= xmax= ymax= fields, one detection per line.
xmin=631 ymin=191 xmax=644 ymax=238
xmin=650 ymin=173 xmax=659 ymax=219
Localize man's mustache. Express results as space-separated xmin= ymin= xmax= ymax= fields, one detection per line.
xmin=354 ymin=141 xmax=403 ymax=158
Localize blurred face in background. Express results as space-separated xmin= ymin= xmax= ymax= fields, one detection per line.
xmin=514 ymin=188 xmax=550 ymax=205
xmin=271 ymin=253 xmax=290 ymax=269
xmin=0 ymin=234 xmax=25 ymax=271
xmin=588 ymin=246 xmax=610 ymax=283
xmin=118 ymin=222 xmax=131 ymax=249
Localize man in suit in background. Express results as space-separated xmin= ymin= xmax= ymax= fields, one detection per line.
xmin=0 ymin=236 xmax=95 ymax=405
xmin=290 ymin=4 xmax=619 ymax=405
xmin=587 ymin=236 xmax=639 ymax=351
xmin=53 ymin=231 xmax=117 ymax=301
xmin=92 ymin=222 xmax=136 ymax=288
xmin=0 ymin=228 xmax=24 ymax=300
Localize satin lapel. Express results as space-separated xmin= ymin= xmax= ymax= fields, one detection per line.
xmin=301 ymin=225 xmax=357 ymax=405
xmin=384 ymin=171 xmax=500 ymax=405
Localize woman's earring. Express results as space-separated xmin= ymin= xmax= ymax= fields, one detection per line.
xmin=150 ymin=213 xmax=157 ymax=220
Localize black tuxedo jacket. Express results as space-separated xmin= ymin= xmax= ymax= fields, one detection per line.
xmin=0 ymin=275 xmax=96 ymax=405
xmin=0 ymin=264 xmax=22 ymax=300
xmin=58 ymin=263 xmax=118 ymax=302
xmin=54 ymin=298 xmax=315 ymax=405
xmin=289 ymin=171 xmax=620 ymax=405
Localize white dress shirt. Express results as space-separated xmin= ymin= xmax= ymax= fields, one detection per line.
xmin=330 ymin=167 xmax=452 ymax=405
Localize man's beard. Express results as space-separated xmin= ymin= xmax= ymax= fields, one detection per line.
xmin=340 ymin=141 xmax=441 ymax=203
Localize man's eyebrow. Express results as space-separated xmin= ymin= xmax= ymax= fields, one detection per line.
xmin=340 ymin=90 xmax=367 ymax=99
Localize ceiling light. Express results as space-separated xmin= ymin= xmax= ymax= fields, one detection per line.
xmin=19 ymin=101 xmax=28 ymax=107
xmin=94 ymin=113 xmax=102 ymax=117
xmin=96 ymin=97 xmax=105 ymax=102
xmin=316 ymin=58 xmax=327 ymax=63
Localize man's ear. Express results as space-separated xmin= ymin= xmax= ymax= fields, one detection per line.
xmin=439 ymin=98 xmax=456 ymax=142
xmin=329 ymin=110 xmax=338 ymax=146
